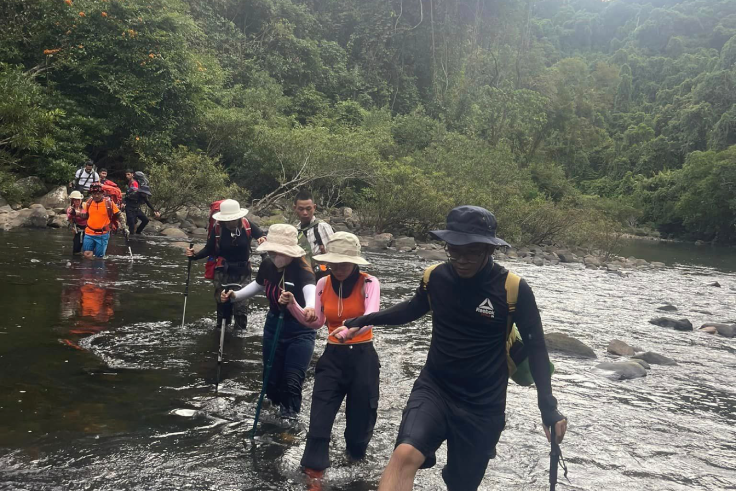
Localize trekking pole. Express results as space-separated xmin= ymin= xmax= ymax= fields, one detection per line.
xmin=550 ymin=425 xmax=558 ymax=491
xmin=215 ymin=283 xmax=242 ymax=395
xmin=124 ymin=228 xmax=133 ymax=261
xmin=251 ymin=282 xmax=293 ymax=438
xmin=181 ymin=241 xmax=194 ymax=328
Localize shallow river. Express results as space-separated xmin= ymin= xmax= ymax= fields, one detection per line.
xmin=0 ymin=230 xmax=735 ymax=490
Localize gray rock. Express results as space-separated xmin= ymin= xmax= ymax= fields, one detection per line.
xmin=343 ymin=207 xmax=353 ymax=218
xmin=545 ymin=332 xmax=597 ymax=359
xmin=649 ymin=317 xmax=693 ymax=331
xmin=26 ymin=205 xmax=49 ymax=228
xmin=532 ymin=257 xmax=544 ymax=267
xmin=583 ymin=255 xmax=602 ymax=267
xmin=175 ymin=208 xmax=189 ymax=223
xmin=709 ymin=281 xmax=721 ymax=288
xmin=0 ymin=205 xmax=12 ymax=214
xmin=191 ymin=228 xmax=208 ymax=237
xmin=161 ymin=227 xmax=189 ymax=239
xmin=179 ymin=219 xmax=196 ymax=232
xmin=417 ymin=249 xmax=447 ymax=262
xmin=360 ymin=233 xmax=393 ymax=250
xmin=629 ymin=358 xmax=650 ymax=369
xmin=607 ymin=339 xmax=635 ymax=356
xmin=632 ymin=351 xmax=677 ymax=366
xmin=557 ymin=252 xmax=580 ymax=263
xmin=596 ymin=361 xmax=647 ymax=380
xmin=146 ymin=220 xmax=165 ymax=234
xmin=657 ymin=305 xmax=678 ymax=312
xmin=394 ymin=236 xmax=416 ymax=251
xmin=48 ymin=214 xmax=68 ymax=228
xmin=188 ymin=208 xmax=210 ymax=229
xmin=37 ymin=186 xmax=68 ymax=209
xmin=700 ymin=323 xmax=736 ymax=338
xmin=651 ymin=262 xmax=666 ymax=268
xmin=333 ymin=222 xmax=350 ymax=233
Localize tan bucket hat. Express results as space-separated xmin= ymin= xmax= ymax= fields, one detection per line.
xmin=256 ymin=224 xmax=306 ymax=258
xmin=69 ymin=191 xmax=84 ymax=200
xmin=313 ymin=232 xmax=370 ymax=265
xmin=212 ymin=199 xmax=249 ymax=221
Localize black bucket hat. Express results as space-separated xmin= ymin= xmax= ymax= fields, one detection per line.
xmin=430 ymin=205 xmax=510 ymax=247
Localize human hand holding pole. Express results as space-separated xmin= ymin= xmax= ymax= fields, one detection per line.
xmin=181 ymin=241 xmax=194 ymax=328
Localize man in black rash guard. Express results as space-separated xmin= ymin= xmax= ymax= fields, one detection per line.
xmin=334 ymin=205 xmax=567 ymax=491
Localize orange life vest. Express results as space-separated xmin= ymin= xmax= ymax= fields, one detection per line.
xmin=323 ymin=273 xmax=373 ymax=344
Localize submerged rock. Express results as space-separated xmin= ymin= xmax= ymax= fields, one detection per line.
xmin=596 ymin=361 xmax=647 ymax=380
xmin=709 ymin=281 xmax=721 ymax=287
xmin=700 ymin=323 xmax=735 ymax=338
xmin=632 ymin=351 xmax=678 ymax=366
xmin=629 ymin=358 xmax=650 ymax=369
xmin=657 ymin=305 xmax=678 ymax=312
xmin=607 ymin=339 xmax=635 ymax=356
xmin=545 ymin=332 xmax=597 ymax=359
xmin=649 ymin=317 xmax=693 ymax=331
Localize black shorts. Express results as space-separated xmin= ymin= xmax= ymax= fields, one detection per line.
xmin=396 ymin=374 xmax=505 ymax=491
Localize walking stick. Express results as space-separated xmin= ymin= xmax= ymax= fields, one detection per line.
xmin=124 ymin=227 xmax=133 ymax=261
xmin=215 ymin=283 xmax=243 ymax=395
xmin=549 ymin=423 xmax=569 ymax=491
xmin=181 ymin=241 xmax=194 ymax=328
xmin=251 ymin=282 xmax=293 ymax=438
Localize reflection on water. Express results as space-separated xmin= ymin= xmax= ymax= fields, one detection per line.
xmin=0 ymin=229 xmax=735 ymax=490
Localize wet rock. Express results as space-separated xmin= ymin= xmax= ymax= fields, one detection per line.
xmin=692 ymin=309 xmax=713 ymax=316
xmin=191 ymin=228 xmax=208 ymax=237
xmin=649 ymin=317 xmax=693 ymax=331
xmin=179 ymin=219 xmax=196 ymax=232
xmin=607 ymin=339 xmax=635 ymax=356
xmin=532 ymin=257 xmax=544 ymax=267
xmin=245 ymin=212 xmax=262 ymax=226
xmin=394 ymin=236 xmax=416 ymax=251
xmin=175 ymin=208 xmax=189 ymax=223
xmin=516 ymin=248 xmax=531 ymax=258
xmin=360 ymin=233 xmax=393 ymax=250
xmin=596 ymin=361 xmax=647 ymax=380
xmin=629 ymin=358 xmax=650 ymax=369
xmin=557 ymin=252 xmax=580 ymax=263
xmin=0 ymin=205 xmax=11 ymax=214
xmin=48 ymin=214 xmax=68 ymax=228
xmin=709 ymin=281 xmax=721 ymax=288
xmin=657 ymin=305 xmax=678 ymax=312
xmin=146 ymin=220 xmax=164 ymax=234
xmin=700 ymin=323 xmax=735 ymax=338
xmin=26 ymin=204 xmax=49 ymax=228
xmin=545 ymin=332 xmax=597 ymax=359
xmin=417 ymin=249 xmax=447 ymax=262
xmin=632 ymin=352 xmax=677 ymax=366
xmin=37 ymin=186 xmax=68 ymax=209
xmin=188 ymin=208 xmax=209 ymax=228
xmin=162 ymin=227 xmax=189 ymax=239
xmin=506 ymin=249 xmax=518 ymax=259
xmin=651 ymin=262 xmax=665 ymax=268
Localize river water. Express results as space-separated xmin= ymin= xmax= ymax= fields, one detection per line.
xmin=0 ymin=230 xmax=735 ymax=490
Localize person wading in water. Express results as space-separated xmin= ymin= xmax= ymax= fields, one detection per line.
xmin=281 ymin=232 xmax=381 ymax=483
xmin=186 ymin=199 xmax=266 ymax=330
xmin=221 ymin=224 xmax=317 ymax=420
xmin=66 ymin=190 xmax=87 ymax=255
xmin=294 ymin=190 xmax=334 ymax=279
xmin=334 ymin=205 xmax=567 ymax=491
xmin=77 ymin=183 xmax=121 ymax=259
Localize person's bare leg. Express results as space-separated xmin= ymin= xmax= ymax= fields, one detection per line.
xmin=378 ymin=443 xmax=425 ymax=491
xmin=83 ymin=251 xmax=94 ymax=259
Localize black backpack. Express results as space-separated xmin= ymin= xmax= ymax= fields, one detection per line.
xmin=133 ymin=171 xmax=149 ymax=187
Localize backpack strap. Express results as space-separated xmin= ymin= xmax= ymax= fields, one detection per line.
xmin=214 ymin=218 xmax=252 ymax=254
xmin=421 ymin=263 xmax=441 ymax=310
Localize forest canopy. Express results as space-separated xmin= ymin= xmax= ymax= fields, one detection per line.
xmin=1 ymin=0 xmax=735 ymax=243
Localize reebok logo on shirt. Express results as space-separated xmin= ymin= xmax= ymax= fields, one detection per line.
xmin=476 ymin=298 xmax=495 ymax=318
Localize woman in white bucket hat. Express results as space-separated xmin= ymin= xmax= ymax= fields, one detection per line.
xmin=221 ymin=223 xmax=317 ymax=419
xmin=280 ymin=232 xmax=381 ymax=481
xmin=67 ymin=190 xmax=87 ymax=255
xmin=187 ymin=199 xmax=266 ymax=330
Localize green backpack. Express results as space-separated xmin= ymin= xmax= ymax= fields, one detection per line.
xmin=422 ymin=265 xmax=554 ymax=386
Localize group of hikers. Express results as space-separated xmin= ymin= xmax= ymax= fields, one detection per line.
xmin=179 ymin=189 xmax=567 ymax=491
xmin=66 ymin=160 xmax=160 ymax=258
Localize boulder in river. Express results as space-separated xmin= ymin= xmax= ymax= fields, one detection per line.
xmin=161 ymin=227 xmax=189 ymax=239
xmin=629 ymin=358 xmax=650 ymax=369
xmin=632 ymin=351 xmax=678 ymax=366
xmin=699 ymin=323 xmax=735 ymax=338
xmin=596 ymin=361 xmax=647 ymax=380
xmin=607 ymin=339 xmax=635 ymax=356
xmin=360 ymin=233 xmax=393 ymax=250
xmin=417 ymin=249 xmax=447 ymax=262
xmin=26 ymin=204 xmax=49 ymax=228
xmin=48 ymin=214 xmax=68 ymax=228
xmin=146 ymin=220 xmax=164 ymax=234
xmin=649 ymin=317 xmax=693 ymax=331
xmin=656 ymin=304 xmax=678 ymax=312
xmin=394 ymin=236 xmax=416 ymax=251
xmin=37 ymin=186 xmax=69 ymax=209
xmin=545 ymin=332 xmax=597 ymax=359
xmin=708 ymin=281 xmax=721 ymax=288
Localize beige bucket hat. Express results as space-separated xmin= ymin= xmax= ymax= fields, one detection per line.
xmin=212 ymin=199 xmax=249 ymax=221
xmin=313 ymin=232 xmax=370 ymax=265
xmin=256 ymin=223 xmax=306 ymax=258
xmin=69 ymin=191 xmax=84 ymax=200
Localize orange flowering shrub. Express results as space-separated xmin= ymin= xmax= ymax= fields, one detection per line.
xmin=102 ymin=12 xmax=108 ymax=18
xmin=43 ymin=48 xmax=62 ymax=55
xmin=64 ymin=0 xmax=72 ymax=5
xmin=79 ymin=11 xmax=85 ymax=17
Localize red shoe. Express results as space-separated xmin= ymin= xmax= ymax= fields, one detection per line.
xmin=304 ymin=468 xmax=324 ymax=491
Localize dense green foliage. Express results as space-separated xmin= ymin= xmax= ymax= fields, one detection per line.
xmin=1 ymin=0 xmax=735 ymax=243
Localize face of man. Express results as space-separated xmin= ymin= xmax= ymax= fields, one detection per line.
xmin=294 ymin=199 xmax=316 ymax=226
xmin=91 ymin=189 xmax=104 ymax=202
xmin=85 ymin=164 xmax=94 ymax=174
xmin=445 ymin=243 xmax=492 ymax=278
xmin=99 ymin=171 xmax=108 ymax=180
xmin=125 ymin=172 xmax=134 ymax=181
